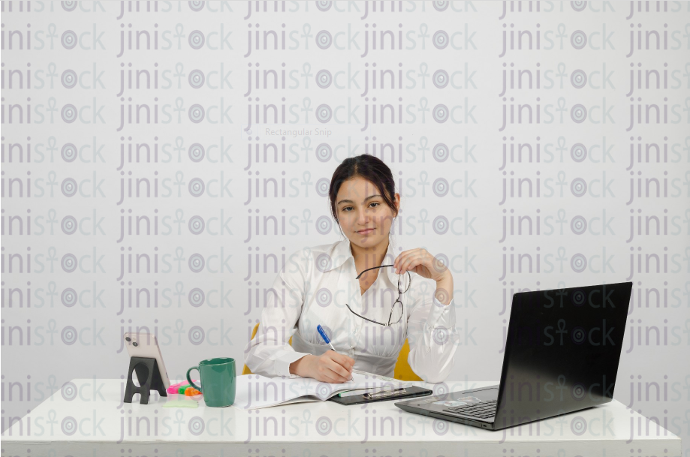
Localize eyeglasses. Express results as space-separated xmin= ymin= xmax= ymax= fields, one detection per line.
xmin=345 ymin=265 xmax=412 ymax=327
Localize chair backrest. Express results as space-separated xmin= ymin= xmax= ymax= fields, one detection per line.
xmin=242 ymin=323 xmax=423 ymax=381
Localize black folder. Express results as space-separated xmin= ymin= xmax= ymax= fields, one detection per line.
xmin=328 ymin=385 xmax=433 ymax=406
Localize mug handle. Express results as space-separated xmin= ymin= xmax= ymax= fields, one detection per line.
xmin=186 ymin=367 xmax=202 ymax=392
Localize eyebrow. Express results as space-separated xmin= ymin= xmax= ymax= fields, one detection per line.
xmin=337 ymin=194 xmax=382 ymax=205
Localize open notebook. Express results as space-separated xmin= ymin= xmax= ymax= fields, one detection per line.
xmin=233 ymin=370 xmax=419 ymax=410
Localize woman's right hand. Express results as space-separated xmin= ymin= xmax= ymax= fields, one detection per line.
xmin=290 ymin=351 xmax=355 ymax=383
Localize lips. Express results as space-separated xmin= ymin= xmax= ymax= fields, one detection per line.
xmin=358 ymin=228 xmax=375 ymax=234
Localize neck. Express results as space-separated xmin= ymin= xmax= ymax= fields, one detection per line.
xmin=350 ymin=237 xmax=389 ymax=273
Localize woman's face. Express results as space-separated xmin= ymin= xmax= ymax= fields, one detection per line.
xmin=335 ymin=176 xmax=399 ymax=248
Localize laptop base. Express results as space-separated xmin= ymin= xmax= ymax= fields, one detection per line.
xmin=395 ymin=386 xmax=499 ymax=430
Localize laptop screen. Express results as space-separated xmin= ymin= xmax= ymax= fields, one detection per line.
xmin=494 ymin=282 xmax=633 ymax=429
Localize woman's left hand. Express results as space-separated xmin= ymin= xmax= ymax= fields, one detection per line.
xmin=393 ymin=248 xmax=450 ymax=282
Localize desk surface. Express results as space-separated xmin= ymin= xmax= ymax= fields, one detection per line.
xmin=2 ymin=377 xmax=681 ymax=457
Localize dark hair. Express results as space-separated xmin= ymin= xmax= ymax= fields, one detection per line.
xmin=328 ymin=155 xmax=398 ymax=237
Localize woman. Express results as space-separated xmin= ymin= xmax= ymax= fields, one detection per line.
xmin=244 ymin=155 xmax=458 ymax=383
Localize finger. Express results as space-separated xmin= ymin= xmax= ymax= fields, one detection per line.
xmin=397 ymin=250 xmax=423 ymax=273
xmin=326 ymin=358 xmax=351 ymax=380
xmin=395 ymin=251 xmax=414 ymax=269
xmin=321 ymin=370 xmax=345 ymax=384
xmin=317 ymin=358 xmax=346 ymax=383
xmin=324 ymin=365 xmax=348 ymax=383
xmin=394 ymin=252 xmax=406 ymax=270
xmin=395 ymin=256 xmax=405 ymax=273
xmin=331 ymin=352 xmax=355 ymax=370
xmin=327 ymin=350 xmax=347 ymax=364
xmin=330 ymin=354 xmax=353 ymax=376
xmin=407 ymin=251 xmax=430 ymax=273
xmin=399 ymin=257 xmax=419 ymax=274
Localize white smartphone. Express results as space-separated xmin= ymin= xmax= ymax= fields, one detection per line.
xmin=124 ymin=332 xmax=170 ymax=389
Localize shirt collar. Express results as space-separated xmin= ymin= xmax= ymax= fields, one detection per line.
xmin=323 ymin=237 xmax=399 ymax=285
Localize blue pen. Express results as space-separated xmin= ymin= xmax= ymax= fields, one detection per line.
xmin=317 ymin=325 xmax=354 ymax=382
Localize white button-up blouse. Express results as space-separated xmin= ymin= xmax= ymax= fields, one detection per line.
xmin=243 ymin=237 xmax=459 ymax=383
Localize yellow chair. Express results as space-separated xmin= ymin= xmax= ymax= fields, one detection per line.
xmin=242 ymin=322 xmax=423 ymax=381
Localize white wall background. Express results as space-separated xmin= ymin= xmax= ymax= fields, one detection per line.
xmin=2 ymin=0 xmax=689 ymax=453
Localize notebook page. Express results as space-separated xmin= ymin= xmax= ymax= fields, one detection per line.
xmin=232 ymin=374 xmax=340 ymax=409
xmin=233 ymin=373 xmax=416 ymax=410
xmin=333 ymin=370 xmax=418 ymax=397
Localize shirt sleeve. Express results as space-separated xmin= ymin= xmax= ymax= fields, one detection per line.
xmin=405 ymin=276 xmax=459 ymax=383
xmin=243 ymin=248 xmax=313 ymax=378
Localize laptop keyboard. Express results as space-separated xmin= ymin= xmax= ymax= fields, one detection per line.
xmin=443 ymin=399 xmax=497 ymax=419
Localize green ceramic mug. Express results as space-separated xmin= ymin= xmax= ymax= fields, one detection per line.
xmin=186 ymin=357 xmax=236 ymax=407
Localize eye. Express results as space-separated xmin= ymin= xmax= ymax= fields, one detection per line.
xmin=342 ymin=202 xmax=380 ymax=212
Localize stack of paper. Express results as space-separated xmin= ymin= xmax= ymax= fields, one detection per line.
xmin=232 ymin=371 xmax=418 ymax=409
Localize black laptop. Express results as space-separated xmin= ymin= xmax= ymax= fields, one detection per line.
xmin=395 ymin=281 xmax=633 ymax=431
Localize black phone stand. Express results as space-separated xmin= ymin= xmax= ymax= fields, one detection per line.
xmin=124 ymin=356 xmax=167 ymax=405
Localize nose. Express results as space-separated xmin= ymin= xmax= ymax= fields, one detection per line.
xmin=356 ymin=210 xmax=370 ymax=226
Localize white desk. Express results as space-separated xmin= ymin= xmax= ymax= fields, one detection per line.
xmin=2 ymin=378 xmax=681 ymax=456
